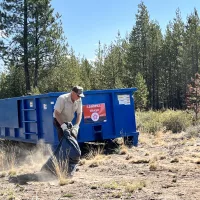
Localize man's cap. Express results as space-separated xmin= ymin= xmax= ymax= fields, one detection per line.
xmin=72 ymin=86 xmax=85 ymax=97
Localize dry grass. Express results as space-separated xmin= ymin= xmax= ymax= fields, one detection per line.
xmin=0 ymin=140 xmax=71 ymax=185
xmin=129 ymin=159 xmax=149 ymax=164
xmin=0 ymin=171 xmax=6 ymax=177
xmin=1 ymin=126 xmax=200 ymax=199
xmin=119 ymin=145 xmax=128 ymax=155
xmin=102 ymin=180 xmax=146 ymax=193
xmin=83 ymin=145 xmax=108 ymax=167
xmin=138 ymin=132 xmax=156 ymax=146
xmin=84 ymin=144 xmax=105 ymax=159
xmin=191 ymin=153 xmax=200 ymax=158
xmin=0 ymin=151 xmax=5 ymax=170
xmin=124 ymin=181 xmax=146 ymax=193
xmin=0 ymin=189 xmax=15 ymax=200
xmin=0 ymin=140 xmax=49 ymax=175
xmin=59 ymin=178 xmax=70 ymax=186
xmin=111 ymin=192 xmax=122 ymax=198
xmin=62 ymin=193 xmax=74 ymax=198
xmin=170 ymin=158 xmax=179 ymax=163
xmin=45 ymin=146 xmax=69 ymax=185
xmin=152 ymin=131 xmax=166 ymax=146
xmin=79 ymin=158 xmax=86 ymax=166
xmin=125 ymin=154 xmax=132 ymax=160
xmin=103 ymin=181 xmax=119 ymax=189
xmin=0 ymin=144 xmax=19 ymax=174
xmin=149 ymin=162 xmax=158 ymax=171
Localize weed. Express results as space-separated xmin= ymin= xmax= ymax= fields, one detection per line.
xmin=7 ymin=195 xmax=15 ymax=200
xmin=112 ymin=192 xmax=122 ymax=198
xmin=62 ymin=193 xmax=74 ymax=198
xmin=91 ymin=185 xmax=98 ymax=189
xmin=8 ymin=170 xmax=16 ymax=176
xmin=0 ymin=172 xmax=6 ymax=177
xmin=59 ymin=178 xmax=69 ymax=186
xmin=43 ymin=146 xmax=70 ymax=185
xmin=125 ymin=154 xmax=132 ymax=160
xmin=79 ymin=159 xmax=86 ymax=166
xmin=125 ymin=181 xmax=146 ymax=193
xmin=171 ymin=158 xmax=179 ymax=163
xmin=149 ymin=163 xmax=157 ymax=171
xmin=89 ymin=160 xmax=101 ymax=168
xmin=129 ymin=159 xmax=149 ymax=164
xmin=119 ymin=145 xmax=128 ymax=155
xmin=103 ymin=181 xmax=119 ymax=190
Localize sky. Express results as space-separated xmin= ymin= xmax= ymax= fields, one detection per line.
xmin=0 ymin=0 xmax=200 ymax=71
xmin=51 ymin=0 xmax=200 ymax=61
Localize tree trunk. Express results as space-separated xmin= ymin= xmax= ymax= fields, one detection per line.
xmin=24 ymin=0 xmax=30 ymax=92
xmin=34 ymin=7 xmax=39 ymax=88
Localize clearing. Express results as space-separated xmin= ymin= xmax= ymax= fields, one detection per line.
xmin=0 ymin=131 xmax=200 ymax=200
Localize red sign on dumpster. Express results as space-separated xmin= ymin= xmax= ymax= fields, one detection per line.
xmin=83 ymin=103 xmax=106 ymax=123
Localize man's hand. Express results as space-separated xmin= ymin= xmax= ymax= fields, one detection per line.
xmin=71 ymin=124 xmax=79 ymax=138
xmin=73 ymin=124 xmax=79 ymax=129
xmin=61 ymin=123 xmax=68 ymax=131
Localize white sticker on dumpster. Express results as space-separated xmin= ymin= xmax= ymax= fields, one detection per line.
xmin=30 ymin=101 xmax=33 ymax=107
xmin=118 ymin=95 xmax=130 ymax=105
xmin=43 ymin=104 xmax=47 ymax=110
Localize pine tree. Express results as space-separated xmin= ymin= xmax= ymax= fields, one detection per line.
xmin=0 ymin=0 xmax=67 ymax=93
xmin=134 ymin=72 xmax=148 ymax=110
xmin=0 ymin=0 xmax=30 ymax=92
xmin=126 ymin=2 xmax=150 ymax=86
xmin=102 ymin=31 xmax=126 ymax=89
xmin=186 ymin=73 xmax=200 ymax=122
xmin=28 ymin=0 xmax=66 ymax=88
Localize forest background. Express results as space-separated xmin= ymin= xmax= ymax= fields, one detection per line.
xmin=0 ymin=0 xmax=200 ymax=111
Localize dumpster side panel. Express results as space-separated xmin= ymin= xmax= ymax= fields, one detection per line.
xmin=113 ymin=92 xmax=137 ymax=136
xmin=39 ymin=97 xmax=58 ymax=145
xmin=0 ymin=99 xmax=19 ymax=128
xmin=22 ymin=98 xmax=38 ymax=142
xmin=78 ymin=93 xmax=115 ymax=142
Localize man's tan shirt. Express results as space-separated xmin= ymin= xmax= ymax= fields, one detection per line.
xmin=53 ymin=93 xmax=82 ymax=122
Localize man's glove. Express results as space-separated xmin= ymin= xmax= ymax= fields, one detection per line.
xmin=61 ymin=123 xmax=68 ymax=131
xmin=66 ymin=122 xmax=73 ymax=129
xmin=71 ymin=124 xmax=79 ymax=139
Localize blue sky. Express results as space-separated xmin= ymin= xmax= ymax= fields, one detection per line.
xmin=51 ymin=0 xmax=200 ymax=61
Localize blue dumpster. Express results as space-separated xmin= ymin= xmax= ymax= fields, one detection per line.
xmin=0 ymin=88 xmax=139 ymax=146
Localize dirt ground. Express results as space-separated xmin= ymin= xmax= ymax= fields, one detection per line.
xmin=0 ymin=131 xmax=200 ymax=200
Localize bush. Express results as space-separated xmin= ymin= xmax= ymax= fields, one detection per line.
xmin=136 ymin=110 xmax=193 ymax=134
xmin=136 ymin=110 xmax=163 ymax=134
xmin=160 ymin=110 xmax=192 ymax=133
xmin=184 ymin=125 xmax=200 ymax=138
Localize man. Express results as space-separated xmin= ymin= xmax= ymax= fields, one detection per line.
xmin=53 ymin=86 xmax=84 ymax=176
xmin=53 ymin=86 xmax=84 ymax=141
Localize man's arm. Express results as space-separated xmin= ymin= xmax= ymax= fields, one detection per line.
xmin=54 ymin=110 xmax=64 ymax=126
xmin=75 ymin=112 xmax=82 ymax=126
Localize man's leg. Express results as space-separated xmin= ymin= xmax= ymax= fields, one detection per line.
xmin=53 ymin=119 xmax=81 ymax=177
xmin=53 ymin=118 xmax=64 ymax=141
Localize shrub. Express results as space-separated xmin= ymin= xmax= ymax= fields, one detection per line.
xmin=160 ymin=110 xmax=192 ymax=133
xmin=136 ymin=110 xmax=163 ymax=134
xmin=184 ymin=125 xmax=200 ymax=138
xmin=136 ymin=110 xmax=193 ymax=134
